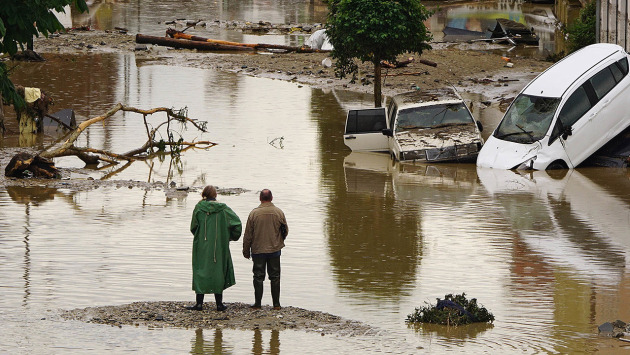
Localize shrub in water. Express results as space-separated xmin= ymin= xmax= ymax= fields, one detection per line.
xmin=406 ymin=293 xmax=494 ymax=326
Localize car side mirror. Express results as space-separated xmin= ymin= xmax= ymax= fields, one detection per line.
xmin=382 ymin=129 xmax=393 ymax=137
xmin=561 ymin=126 xmax=573 ymax=140
xmin=476 ymin=120 xmax=484 ymax=132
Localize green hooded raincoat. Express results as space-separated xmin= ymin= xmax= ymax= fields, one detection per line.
xmin=190 ymin=200 xmax=242 ymax=294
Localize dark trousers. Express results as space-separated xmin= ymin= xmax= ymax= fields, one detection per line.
xmin=252 ymin=256 xmax=281 ymax=307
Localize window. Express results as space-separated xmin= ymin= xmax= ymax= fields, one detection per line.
xmin=558 ymin=86 xmax=592 ymax=128
xmin=590 ymin=67 xmax=617 ymax=99
xmin=610 ymin=61 xmax=624 ymax=82
xmin=345 ymin=109 xmax=386 ymax=134
xmin=549 ymin=85 xmax=592 ymax=144
xmin=617 ymin=57 xmax=629 ymax=75
xmin=395 ymin=103 xmax=472 ymax=132
xmin=494 ymin=94 xmax=559 ymax=143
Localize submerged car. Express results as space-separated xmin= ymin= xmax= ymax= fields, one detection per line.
xmin=477 ymin=43 xmax=630 ymax=170
xmin=343 ymin=88 xmax=484 ymax=162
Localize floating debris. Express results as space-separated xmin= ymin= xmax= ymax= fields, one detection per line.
xmin=406 ymin=293 xmax=494 ymax=326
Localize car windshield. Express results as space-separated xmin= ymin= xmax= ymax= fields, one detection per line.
xmin=495 ymin=94 xmax=560 ymax=143
xmin=395 ymin=103 xmax=473 ymax=132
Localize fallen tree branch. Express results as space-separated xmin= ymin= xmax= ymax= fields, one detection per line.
xmin=136 ymin=34 xmax=255 ymax=51
xmin=419 ymin=59 xmax=438 ymax=67
xmin=20 ymin=104 xmax=214 ymax=171
xmin=382 ymin=71 xmax=429 ymax=77
xmin=40 ymin=104 xmax=208 ymax=161
xmin=164 ymin=28 xmax=332 ymax=53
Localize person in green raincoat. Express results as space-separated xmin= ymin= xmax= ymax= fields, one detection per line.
xmin=187 ymin=185 xmax=242 ymax=311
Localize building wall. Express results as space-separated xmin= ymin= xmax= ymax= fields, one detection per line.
xmin=598 ymin=0 xmax=630 ymax=50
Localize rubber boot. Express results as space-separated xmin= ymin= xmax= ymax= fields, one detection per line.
xmin=186 ymin=293 xmax=204 ymax=310
xmin=252 ymin=280 xmax=263 ymax=309
xmin=269 ymin=257 xmax=281 ymax=309
xmin=271 ymin=280 xmax=281 ymax=309
xmin=215 ymin=293 xmax=227 ymax=312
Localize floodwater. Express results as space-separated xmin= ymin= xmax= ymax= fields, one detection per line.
xmin=2 ymin=1 xmax=630 ymax=354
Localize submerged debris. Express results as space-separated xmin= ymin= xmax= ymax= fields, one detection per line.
xmin=406 ymin=293 xmax=494 ymax=326
xmin=599 ymin=320 xmax=630 ymax=338
xmin=5 ymin=152 xmax=59 ymax=179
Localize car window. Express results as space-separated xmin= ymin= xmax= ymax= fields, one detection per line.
xmin=395 ymin=103 xmax=472 ymax=132
xmin=610 ymin=61 xmax=624 ymax=82
xmin=589 ymin=67 xmax=617 ymax=99
xmin=495 ymin=95 xmax=559 ymax=143
xmin=617 ymin=57 xmax=629 ymax=75
xmin=346 ymin=110 xmax=386 ymax=134
xmin=558 ymin=86 xmax=592 ymax=128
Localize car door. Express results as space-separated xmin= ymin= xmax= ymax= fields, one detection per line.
xmin=344 ymin=108 xmax=389 ymax=152
xmin=559 ymin=59 xmax=630 ymax=166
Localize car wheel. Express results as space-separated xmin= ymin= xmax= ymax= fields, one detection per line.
xmin=546 ymin=160 xmax=568 ymax=170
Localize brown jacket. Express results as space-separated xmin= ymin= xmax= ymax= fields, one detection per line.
xmin=243 ymin=202 xmax=288 ymax=256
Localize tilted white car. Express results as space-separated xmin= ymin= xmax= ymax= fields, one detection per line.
xmin=477 ymin=43 xmax=630 ymax=170
xmin=343 ymin=88 xmax=484 ymax=162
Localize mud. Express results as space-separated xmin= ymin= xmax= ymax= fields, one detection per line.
xmin=32 ymin=27 xmax=550 ymax=98
xmin=61 ymin=301 xmax=379 ymax=336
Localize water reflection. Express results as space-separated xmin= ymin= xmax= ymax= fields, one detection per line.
xmin=189 ymin=328 xmax=281 ymax=355
xmin=6 ymin=186 xmax=59 ymax=204
xmin=323 ymin=152 xmax=484 ymax=301
xmin=70 ymin=0 xmax=328 ymax=38
xmin=191 ymin=328 xmax=234 ymax=355
xmin=410 ymin=322 xmax=494 ymax=342
xmin=479 ymin=168 xmax=629 ymax=285
xmin=252 ymin=329 xmax=280 ymax=355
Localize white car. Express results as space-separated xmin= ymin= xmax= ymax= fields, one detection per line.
xmin=343 ymin=88 xmax=484 ymax=162
xmin=477 ymin=43 xmax=630 ymax=170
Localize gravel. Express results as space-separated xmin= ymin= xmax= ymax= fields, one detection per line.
xmin=61 ymin=301 xmax=380 ymax=336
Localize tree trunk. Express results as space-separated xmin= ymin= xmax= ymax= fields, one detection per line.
xmin=136 ymin=34 xmax=255 ymax=51
xmin=373 ymin=61 xmax=382 ymax=108
xmin=165 ymin=29 xmax=332 ymax=53
xmin=0 ymin=96 xmax=4 ymax=134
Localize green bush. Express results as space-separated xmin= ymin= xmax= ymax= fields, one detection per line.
xmin=406 ymin=293 xmax=495 ymax=326
xmin=565 ymin=0 xmax=596 ymax=54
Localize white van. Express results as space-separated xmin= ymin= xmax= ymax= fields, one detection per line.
xmin=343 ymin=88 xmax=484 ymax=162
xmin=477 ymin=43 xmax=630 ymax=170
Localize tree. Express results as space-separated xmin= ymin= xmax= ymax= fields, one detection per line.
xmin=564 ymin=0 xmax=596 ymax=54
xmin=326 ymin=0 xmax=433 ymax=107
xmin=0 ymin=0 xmax=88 ymax=131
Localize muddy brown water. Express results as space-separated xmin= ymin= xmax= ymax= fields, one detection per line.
xmin=2 ymin=1 xmax=630 ymax=354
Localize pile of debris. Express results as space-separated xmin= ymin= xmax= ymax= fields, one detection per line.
xmin=161 ymin=19 xmax=325 ymax=35
xmin=599 ymin=320 xmax=630 ymax=339
xmin=406 ymin=293 xmax=495 ymax=326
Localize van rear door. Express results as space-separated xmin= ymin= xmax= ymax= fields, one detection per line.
xmin=344 ymin=108 xmax=389 ymax=152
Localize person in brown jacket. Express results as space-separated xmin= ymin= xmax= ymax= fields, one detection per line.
xmin=243 ymin=189 xmax=288 ymax=310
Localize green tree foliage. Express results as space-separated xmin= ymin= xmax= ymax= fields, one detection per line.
xmin=406 ymin=293 xmax=495 ymax=326
xmin=326 ymin=0 xmax=433 ymax=107
xmin=565 ymin=0 xmax=596 ymax=54
xmin=0 ymin=0 xmax=88 ymax=110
